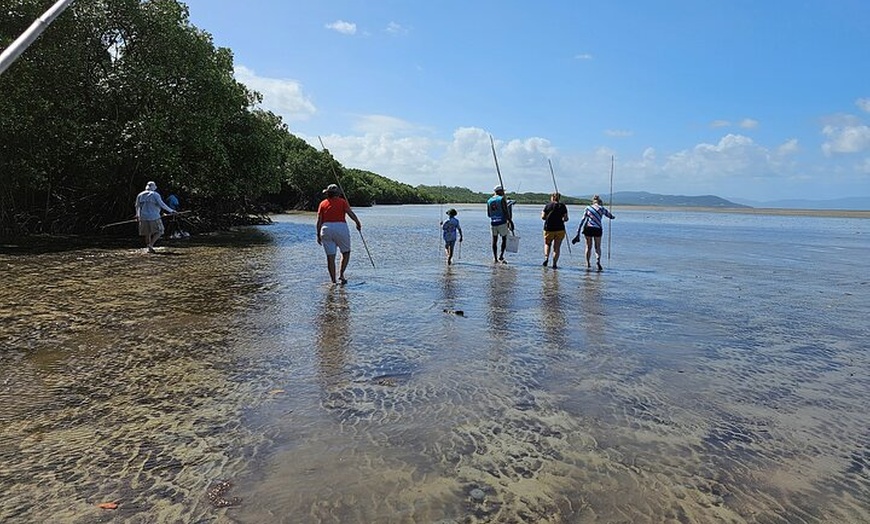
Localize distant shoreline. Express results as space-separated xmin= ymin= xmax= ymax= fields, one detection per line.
xmin=342 ymin=204 xmax=870 ymax=219
xmin=614 ymin=205 xmax=870 ymax=219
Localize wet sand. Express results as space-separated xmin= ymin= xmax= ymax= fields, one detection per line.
xmin=1 ymin=206 xmax=867 ymax=523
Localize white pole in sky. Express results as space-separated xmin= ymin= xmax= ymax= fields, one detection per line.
xmin=0 ymin=0 xmax=76 ymax=76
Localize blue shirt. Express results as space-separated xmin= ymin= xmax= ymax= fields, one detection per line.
xmin=442 ymin=217 xmax=461 ymax=242
xmin=167 ymin=194 xmax=180 ymax=210
xmin=135 ymin=190 xmax=175 ymax=221
xmin=487 ymin=195 xmax=509 ymax=226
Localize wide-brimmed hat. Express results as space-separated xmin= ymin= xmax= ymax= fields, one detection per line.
xmin=446 ymin=208 xmax=458 ymax=216
xmin=323 ymin=183 xmax=340 ymax=195
xmin=145 ymin=181 xmax=157 ymax=191
xmin=493 ymin=185 xmax=504 ymax=193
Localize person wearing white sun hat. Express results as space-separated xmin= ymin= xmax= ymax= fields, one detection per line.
xmin=135 ymin=181 xmax=177 ymax=253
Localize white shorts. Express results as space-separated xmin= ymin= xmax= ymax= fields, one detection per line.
xmin=320 ymin=222 xmax=351 ymax=256
xmin=491 ymin=223 xmax=510 ymax=237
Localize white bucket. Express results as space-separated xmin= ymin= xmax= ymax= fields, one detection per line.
xmin=505 ymin=234 xmax=520 ymax=253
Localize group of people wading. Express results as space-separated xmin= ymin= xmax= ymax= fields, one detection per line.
xmin=134 ymin=180 xmax=614 ymax=283
xmin=542 ymin=191 xmax=616 ymax=272
xmin=314 ymin=183 xmax=615 ymax=285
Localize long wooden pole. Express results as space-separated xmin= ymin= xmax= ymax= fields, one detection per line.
xmin=438 ymin=177 xmax=444 ymax=257
xmin=607 ymin=155 xmax=614 ymax=263
xmin=317 ymin=136 xmax=376 ymax=269
xmin=489 ymin=134 xmax=517 ymax=240
xmin=0 ymin=0 xmax=75 ymax=76
xmin=488 ymin=134 xmax=506 ymax=191
xmin=547 ymin=158 xmax=559 ymax=193
xmin=100 ymin=210 xmax=190 ymax=229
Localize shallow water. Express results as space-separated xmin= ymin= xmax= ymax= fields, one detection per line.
xmin=1 ymin=205 xmax=867 ymax=523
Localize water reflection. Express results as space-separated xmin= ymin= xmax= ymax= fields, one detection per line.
xmin=1 ymin=208 xmax=868 ymax=524
xmin=315 ymin=288 xmax=351 ymax=387
xmin=580 ymin=271 xmax=607 ymax=350
xmin=440 ymin=265 xmax=458 ymax=305
xmin=486 ymin=265 xmax=517 ymax=341
xmin=539 ymin=269 xmax=567 ymax=350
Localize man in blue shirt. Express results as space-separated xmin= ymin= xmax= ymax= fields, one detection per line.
xmin=135 ymin=181 xmax=177 ymax=253
xmin=486 ymin=185 xmax=513 ymax=263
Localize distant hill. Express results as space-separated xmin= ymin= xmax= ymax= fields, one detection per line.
xmin=731 ymin=196 xmax=870 ymax=211
xmin=411 ymin=186 xmax=869 ymax=210
xmin=602 ymin=191 xmax=750 ymax=208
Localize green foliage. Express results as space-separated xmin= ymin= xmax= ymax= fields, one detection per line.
xmin=0 ymin=0 xmax=285 ymax=236
xmin=342 ymin=169 xmax=429 ymax=206
xmin=417 ymin=185 xmax=485 ymax=204
xmin=416 ymin=185 xmax=586 ymax=205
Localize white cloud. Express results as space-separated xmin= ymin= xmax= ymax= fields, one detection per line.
xmin=821 ymin=124 xmax=870 ymax=156
xmin=439 ymin=130 xmax=556 ymax=190
xmin=233 ymin=66 xmax=316 ymax=122
xmin=574 ymin=53 xmax=593 ymax=60
xmin=305 ymin=127 xmax=562 ymax=191
xmin=386 ymin=22 xmax=409 ymax=35
xmin=663 ymin=134 xmax=771 ymax=180
xmin=605 ymin=129 xmax=633 ymax=138
xmin=777 ymin=138 xmax=799 ymax=156
xmin=325 ymin=20 xmax=357 ymax=35
xmin=312 ymin=133 xmax=438 ymax=178
xmin=710 ymin=120 xmax=730 ymax=128
xmin=300 ymin=126 xmax=836 ymax=198
xmin=857 ymin=98 xmax=870 ymax=113
xmin=739 ymin=118 xmax=759 ymax=129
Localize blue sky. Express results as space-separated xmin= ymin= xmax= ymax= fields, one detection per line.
xmin=182 ymin=1 xmax=870 ymax=202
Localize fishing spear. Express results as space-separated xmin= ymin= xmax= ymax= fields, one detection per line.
xmin=607 ymin=155 xmax=614 ymax=263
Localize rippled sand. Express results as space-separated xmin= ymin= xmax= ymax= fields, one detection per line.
xmin=1 ymin=207 xmax=867 ymax=523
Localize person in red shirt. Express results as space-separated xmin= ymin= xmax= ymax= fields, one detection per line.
xmin=316 ymin=184 xmax=363 ymax=284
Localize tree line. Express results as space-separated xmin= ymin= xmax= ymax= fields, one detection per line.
xmin=418 ymin=185 xmax=586 ymax=206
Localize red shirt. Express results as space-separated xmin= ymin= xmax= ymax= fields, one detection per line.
xmin=317 ymin=196 xmax=350 ymax=223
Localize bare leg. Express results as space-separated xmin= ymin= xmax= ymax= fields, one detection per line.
xmin=499 ymin=236 xmax=507 ymax=261
xmin=584 ymin=236 xmax=593 ymax=268
xmin=146 ymin=233 xmax=158 ymax=252
xmin=339 ymin=251 xmax=351 ymax=283
xmin=492 ymin=236 xmax=499 ymax=262
xmin=543 ymin=237 xmax=552 ymax=265
xmin=446 ymin=244 xmax=454 ymax=265
xmin=552 ymin=237 xmax=561 ymax=268
xmin=326 ymin=254 xmax=337 ymax=283
xmin=594 ymin=237 xmax=603 ymax=270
